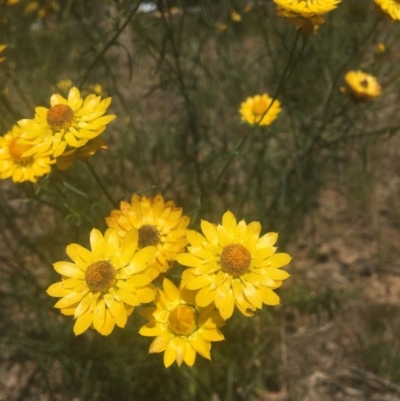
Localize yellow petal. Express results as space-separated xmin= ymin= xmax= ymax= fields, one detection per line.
xmin=263 ymin=268 xmax=290 ymax=281
xmin=74 ymin=291 xmax=93 ymax=318
xmin=164 ymin=341 xmax=177 ymax=368
xmin=47 ymin=282 xmax=73 ymax=297
xmin=187 ymin=230 xmax=207 ymax=247
xmin=201 ymin=220 xmax=219 ymax=246
xmin=54 ymin=291 xmax=86 ymax=309
xmin=105 ymin=229 xmax=120 ymax=259
xmin=216 ymin=225 xmax=233 ymax=247
xmin=234 ymin=219 xmax=247 ymax=243
xmin=93 ymin=298 xmax=106 ymax=332
xmin=53 ymin=261 xmax=85 ymax=279
xmin=200 ymin=329 xmax=224 ymax=341
xmin=256 ymin=232 xmax=278 ymax=249
xmin=129 ymin=246 xmax=156 ymax=273
xmin=149 ymin=331 xmax=173 ymax=353
xmin=218 ymin=289 xmax=235 ymax=320
xmin=99 ymin=309 xmax=115 ymax=335
xmin=73 ymin=308 xmax=93 ymax=336
xmin=163 ymin=278 xmax=180 ymax=301
xmin=191 ymin=335 xmax=211 ymax=360
xmin=116 ymin=288 xmax=140 ymax=306
xmin=184 ymin=344 xmax=196 ymax=366
xmin=195 ymin=286 xmax=215 ymax=307
xmin=259 ymin=286 xmax=280 ymax=305
xmin=104 ymin=294 xmax=127 ymax=328
xmin=222 ymin=210 xmax=237 ymax=233
xmin=176 ymin=253 xmax=203 ymax=268
xmin=242 ymin=281 xmax=262 ymax=309
xmin=185 ymin=274 xmax=213 ymax=290
xmin=139 ymin=323 xmax=163 ymax=336
xmin=90 ymin=228 xmax=105 ymax=256
xmin=268 ymin=253 xmax=292 ymax=268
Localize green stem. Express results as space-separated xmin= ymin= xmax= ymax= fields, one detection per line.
xmin=85 ymin=160 xmax=118 ymax=208
xmin=79 ymin=1 xmax=142 ymax=89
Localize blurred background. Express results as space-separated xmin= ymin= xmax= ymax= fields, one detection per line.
xmin=1 ymin=0 xmax=400 ymax=400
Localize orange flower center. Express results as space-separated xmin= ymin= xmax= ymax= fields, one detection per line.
xmin=85 ymin=260 xmax=116 ymax=292
xmin=47 ymin=104 xmax=75 ymax=130
xmin=220 ymin=244 xmax=251 ymax=276
xmin=252 ymin=99 xmax=269 ymax=115
xmin=168 ymin=305 xmax=198 ymax=336
xmin=138 ymin=224 xmax=160 ymax=248
xmin=8 ymin=138 xmax=33 ymax=162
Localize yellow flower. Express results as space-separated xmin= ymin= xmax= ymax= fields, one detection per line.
xmin=46 ymin=228 xmax=158 ymax=336
xmin=273 ymin=0 xmax=342 ymax=15
xmin=57 ymin=79 xmax=73 ymax=92
xmin=106 ymin=194 xmax=190 ymax=275
xmin=230 ymin=11 xmax=242 ymax=22
xmin=376 ymin=43 xmax=386 ymax=53
xmin=374 ymin=0 xmax=400 ymax=20
xmin=25 ymin=1 xmax=39 ymax=13
xmin=0 ymin=125 xmax=54 ymax=183
xmin=0 ymin=44 xmax=7 ymax=63
xmin=139 ymin=279 xmax=225 ymax=368
xmin=0 ymin=0 xmax=19 ymax=5
xmin=18 ymin=86 xmax=116 ymax=158
xmin=341 ymin=70 xmax=381 ymax=100
xmin=240 ymin=94 xmax=282 ymax=126
xmin=276 ymin=7 xmax=326 ymax=35
xmin=217 ymin=22 xmax=227 ymax=31
xmin=177 ymin=211 xmax=291 ymax=320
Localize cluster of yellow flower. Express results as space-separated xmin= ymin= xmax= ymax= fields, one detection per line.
xmin=0 ymin=87 xmax=115 ymax=182
xmin=47 ymin=195 xmax=292 ymax=367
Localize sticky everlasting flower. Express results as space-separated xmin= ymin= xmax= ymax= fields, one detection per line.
xmin=18 ymin=86 xmax=116 ymax=158
xmin=240 ymin=94 xmax=282 ymax=126
xmin=177 ymin=211 xmax=291 ymax=320
xmin=46 ymin=228 xmax=157 ymax=336
xmin=276 ymin=7 xmax=326 ymax=35
xmin=139 ymin=279 xmax=225 ymax=368
xmin=374 ymin=0 xmax=400 ymax=20
xmin=0 ymin=125 xmax=54 ymax=183
xmin=106 ymin=194 xmax=190 ymax=275
xmin=273 ymin=0 xmax=342 ymax=15
xmin=341 ymin=70 xmax=381 ymax=100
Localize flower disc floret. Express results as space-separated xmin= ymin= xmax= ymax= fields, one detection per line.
xmin=240 ymin=94 xmax=282 ymax=126
xmin=0 ymin=125 xmax=54 ymax=183
xmin=85 ymin=261 xmax=116 ymax=292
xmin=46 ymin=228 xmax=158 ymax=336
xmin=177 ymin=210 xmax=292 ymax=320
xmin=106 ymin=194 xmax=190 ymax=275
xmin=139 ymin=279 xmax=225 ymax=368
xmin=18 ymin=86 xmax=116 ymax=158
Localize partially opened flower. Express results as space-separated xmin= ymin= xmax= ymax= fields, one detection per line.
xmin=177 ymin=211 xmax=291 ymax=320
xmin=18 ymin=86 xmax=116 ymax=158
xmin=240 ymin=94 xmax=282 ymax=126
xmin=0 ymin=125 xmax=54 ymax=183
xmin=46 ymin=228 xmax=157 ymax=336
xmin=139 ymin=279 xmax=225 ymax=368
xmin=273 ymin=0 xmax=342 ymax=15
xmin=106 ymin=194 xmax=190 ymax=275
xmin=341 ymin=70 xmax=381 ymax=100
xmin=55 ymin=136 xmax=108 ymax=171
xmin=374 ymin=0 xmax=400 ymax=21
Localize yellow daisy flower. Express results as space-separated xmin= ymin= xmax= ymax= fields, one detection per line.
xmin=0 ymin=125 xmax=54 ymax=183
xmin=139 ymin=279 xmax=225 ymax=368
xmin=18 ymin=86 xmax=116 ymax=158
xmin=177 ymin=211 xmax=291 ymax=320
xmin=374 ymin=0 xmax=400 ymax=20
xmin=273 ymin=0 xmax=342 ymax=15
xmin=57 ymin=79 xmax=73 ymax=92
xmin=276 ymin=7 xmax=326 ymax=35
xmin=106 ymin=194 xmax=190 ymax=275
xmin=230 ymin=11 xmax=242 ymax=22
xmin=341 ymin=70 xmax=381 ymax=100
xmin=240 ymin=94 xmax=282 ymax=126
xmin=46 ymin=228 xmax=157 ymax=336
xmin=0 ymin=44 xmax=7 ymax=63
